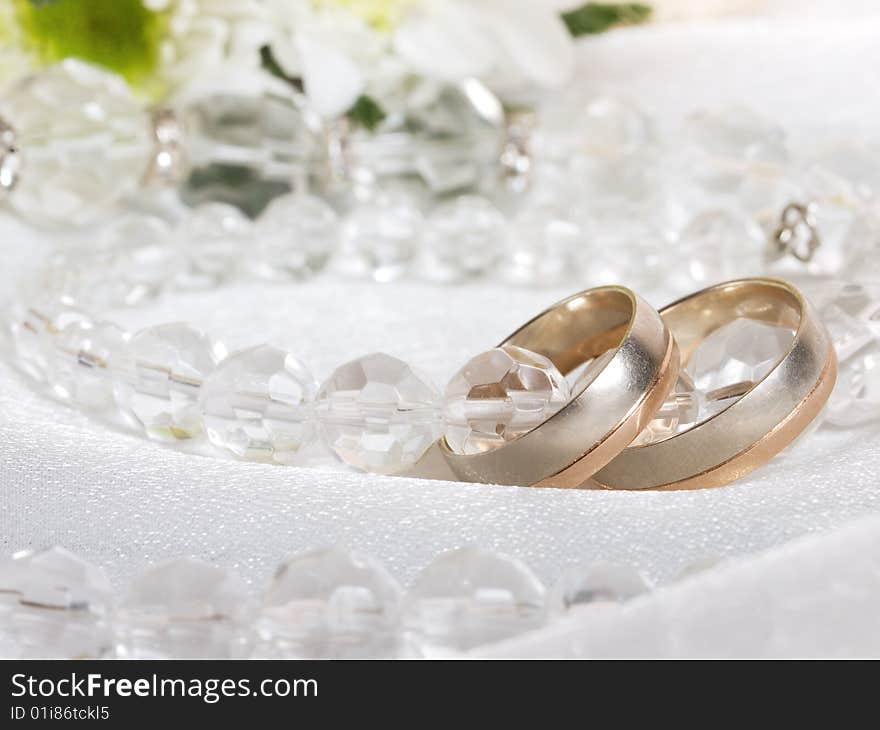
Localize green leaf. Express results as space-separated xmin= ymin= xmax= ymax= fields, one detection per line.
xmin=14 ymin=0 xmax=165 ymax=94
xmin=347 ymin=95 xmax=387 ymax=132
xmin=561 ymin=3 xmax=652 ymax=37
xmin=259 ymin=44 xmax=303 ymax=91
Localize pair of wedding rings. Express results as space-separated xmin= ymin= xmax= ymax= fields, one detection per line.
xmin=406 ymin=278 xmax=837 ymax=491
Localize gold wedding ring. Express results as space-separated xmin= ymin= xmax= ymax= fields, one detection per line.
xmin=590 ymin=278 xmax=837 ymax=491
xmin=404 ymin=286 xmax=680 ymax=487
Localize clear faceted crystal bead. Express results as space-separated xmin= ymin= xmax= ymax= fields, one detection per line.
xmin=49 ymin=318 xmax=128 ymax=410
xmin=336 ymin=195 xmax=423 ymax=282
xmin=684 ymin=106 xmax=789 ymax=166
xmin=176 ymin=202 xmax=253 ymax=287
xmin=687 ymin=318 xmax=794 ymax=402
xmin=574 ymin=147 xmax=670 ymax=209
xmin=525 ymin=159 xmax=590 ymax=215
xmin=671 ymin=209 xmax=766 ymax=290
xmin=115 ymin=558 xmax=252 ymax=659
xmin=682 ymin=107 xmax=790 ymax=210
xmin=812 ymin=140 xmax=880 ymax=199
xmin=250 ymin=193 xmax=339 ymax=280
xmin=578 ymin=211 xmax=671 ymax=291
xmin=345 ymin=82 xmax=502 ymax=196
xmin=182 ymin=86 xmax=322 ymax=189
xmin=572 ymin=96 xmax=653 ymax=159
xmin=547 ymin=561 xmax=649 ymax=614
xmin=499 ymin=203 xmax=581 ymax=286
xmin=403 ymin=547 xmax=546 ymax=654
xmin=6 ymin=297 xmax=90 ymax=382
xmin=0 ymin=547 xmax=113 ymax=658
xmin=631 ymin=372 xmax=702 ymax=446
xmin=1 ymin=60 xmax=152 ymax=227
xmin=825 ymin=341 xmax=880 ymax=427
xmin=89 ymin=213 xmax=183 ymax=306
xmin=444 ymin=345 xmax=570 ymax=455
xmin=578 ymin=206 xmax=673 ymax=284
xmin=255 ymin=547 xmax=404 ymax=658
xmin=816 ymin=282 xmax=880 ymax=360
xmin=112 ymin=323 xmax=227 ymax=440
xmin=537 ymin=93 xmax=653 ymax=162
xmin=634 ymin=318 xmax=796 ymax=446
xmin=199 ymin=345 xmax=318 ymax=462
xmin=420 ymin=195 xmax=505 ymax=281
xmin=765 ymin=186 xmax=875 ymax=277
xmin=315 ymin=353 xmax=442 ymax=474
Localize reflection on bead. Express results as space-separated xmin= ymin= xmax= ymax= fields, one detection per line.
xmin=112 ymin=322 xmax=227 ymax=441
xmin=199 ymin=345 xmax=318 ymax=462
xmin=256 ymin=547 xmax=404 ymax=658
xmin=315 ymin=353 xmax=442 ymax=474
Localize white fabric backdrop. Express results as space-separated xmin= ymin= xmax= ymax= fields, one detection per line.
xmin=1 ymin=8 xmax=879 ymax=654
xmin=476 ymin=513 xmax=880 ymax=658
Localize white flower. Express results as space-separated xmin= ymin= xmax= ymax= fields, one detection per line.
xmin=155 ymin=0 xmax=577 ymax=117
xmin=154 ymin=0 xmax=274 ymax=101
xmin=266 ymin=0 xmax=576 ymax=117
xmin=393 ymin=0 xmax=576 ymax=96
xmin=265 ymin=1 xmax=386 ymax=117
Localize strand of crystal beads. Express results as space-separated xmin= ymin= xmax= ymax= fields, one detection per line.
xmin=4 ymin=140 xmax=876 ymax=294
xmin=5 ymin=270 xmax=619 ymax=473
xmin=2 ymin=59 xmax=880 ymax=290
xmin=0 ymin=546 xmax=651 ymax=658
xmin=5 ymin=272 xmax=880 ymax=476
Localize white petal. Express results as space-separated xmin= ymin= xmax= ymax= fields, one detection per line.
xmin=269 ymin=30 xmax=302 ymax=77
xmin=477 ymin=0 xmax=575 ymax=89
xmin=297 ymin=35 xmax=365 ymax=118
xmin=169 ymin=64 xmax=280 ymax=107
xmin=393 ymin=5 xmax=497 ymax=83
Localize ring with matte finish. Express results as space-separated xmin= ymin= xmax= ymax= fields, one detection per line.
xmin=403 ymin=286 xmax=680 ymax=487
xmin=589 ymin=278 xmax=837 ymax=491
